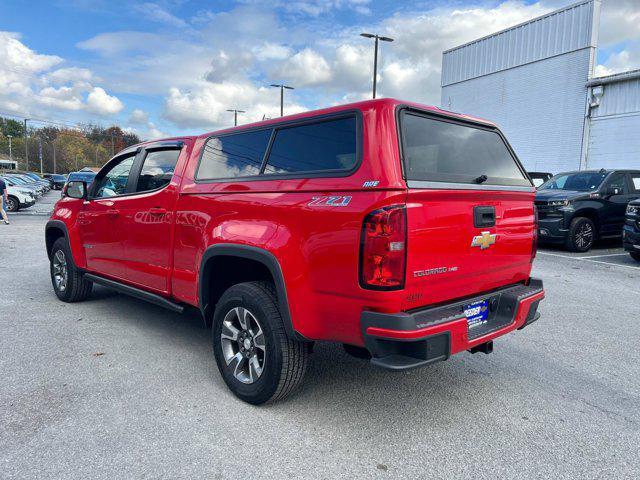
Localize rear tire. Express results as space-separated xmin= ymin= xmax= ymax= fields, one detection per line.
xmin=565 ymin=217 xmax=595 ymax=252
xmin=212 ymin=281 xmax=310 ymax=405
xmin=630 ymin=251 xmax=640 ymax=262
xmin=5 ymin=196 xmax=19 ymax=212
xmin=50 ymin=238 xmax=93 ymax=302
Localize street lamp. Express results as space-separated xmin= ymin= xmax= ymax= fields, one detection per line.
xmin=7 ymin=135 xmax=12 ymax=162
xmin=226 ymin=109 xmax=246 ymax=127
xmin=270 ymin=84 xmax=294 ymax=117
xmin=360 ymin=33 xmax=394 ymax=99
xmin=24 ymin=118 xmax=29 ymax=171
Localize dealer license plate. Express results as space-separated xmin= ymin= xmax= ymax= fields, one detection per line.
xmin=464 ymin=299 xmax=490 ymax=328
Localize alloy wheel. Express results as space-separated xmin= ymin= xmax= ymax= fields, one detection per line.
xmin=575 ymin=222 xmax=593 ymax=249
xmin=52 ymin=250 xmax=68 ymax=292
xmin=220 ymin=307 xmax=266 ymax=384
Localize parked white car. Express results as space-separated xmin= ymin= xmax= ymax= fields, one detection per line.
xmin=5 ymin=186 xmax=35 ymax=212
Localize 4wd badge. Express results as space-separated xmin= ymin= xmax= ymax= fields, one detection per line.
xmin=471 ymin=231 xmax=497 ymax=250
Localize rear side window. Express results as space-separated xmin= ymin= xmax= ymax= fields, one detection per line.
xmin=264 ymin=117 xmax=357 ymax=174
xmin=136 ymin=149 xmax=180 ymax=192
xmin=606 ymin=173 xmax=628 ymax=194
xmin=629 ymin=173 xmax=640 ymax=193
xmin=400 ymin=111 xmax=530 ymax=187
xmin=197 ymin=129 xmax=272 ymax=180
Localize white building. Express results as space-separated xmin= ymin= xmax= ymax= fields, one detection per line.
xmin=440 ymin=0 xmax=639 ymax=174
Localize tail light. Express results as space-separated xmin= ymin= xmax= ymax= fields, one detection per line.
xmin=359 ymin=204 xmax=407 ymax=290
xmin=531 ymin=204 xmax=538 ymax=263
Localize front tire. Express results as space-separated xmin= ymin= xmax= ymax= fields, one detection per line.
xmin=5 ymin=196 xmax=19 ymax=212
xmin=630 ymin=251 xmax=640 ymax=262
xmin=50 ymin=238 xmax=93 ymax=302
xmin=565 ymin=217 xmax=595 ymax=252
xmin=212 ymin=281 xmax=310 ymax=405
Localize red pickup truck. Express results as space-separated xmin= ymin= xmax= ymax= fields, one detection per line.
xmin=46 ymin=98 xmax=544 ymax=404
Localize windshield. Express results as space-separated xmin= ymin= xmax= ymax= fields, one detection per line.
xmin=68 ymin=173 xmax=96 ymax=183
xmin=540 ymin=172 xmax=608 ymax=192
xmin=399 ymin=111 xmax=530 ymax=187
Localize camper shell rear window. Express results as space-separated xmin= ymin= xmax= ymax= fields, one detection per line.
xmin=398 ymin=109 xmax=531 ymax=188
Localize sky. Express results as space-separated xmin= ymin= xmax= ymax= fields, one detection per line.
xmin=0 ymin=0 xmax=639 ymax=140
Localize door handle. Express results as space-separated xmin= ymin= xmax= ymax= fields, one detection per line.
xmin=149 ymin=207 xmax=167 ymax=215
xmin=107 ymin=209 xmax=120 ymax=218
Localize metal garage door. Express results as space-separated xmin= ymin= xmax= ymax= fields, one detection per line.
xmin=587 ymin=114 xmax=640 ymax=170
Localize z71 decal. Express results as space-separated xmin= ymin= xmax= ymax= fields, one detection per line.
xmin=308 ymin=196 xmax=352 ymax=207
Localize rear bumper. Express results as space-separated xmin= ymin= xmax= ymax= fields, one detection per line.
xmin=361 ymin=279 xmax=544 ymax=370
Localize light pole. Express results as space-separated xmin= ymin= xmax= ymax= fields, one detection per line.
xmin=226 ymin=109 xmax=245 ymax=126
xmin=24 ymin=118 xmax=29 ymax=170
xmin=38 ymin=137 xmax=43 ymax=174
xmin=7 ymin=135 xmax=12 ymax=162
xmin=52 ymin=137 xmax=57 ymax=174
xmin=269 ymin=84 xmax=294 ymax=117
xmin=360 ymin=33 xmax=394 ymax=99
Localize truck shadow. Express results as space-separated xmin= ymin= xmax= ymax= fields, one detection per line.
xmin=81 ymin=286 xmax=638 ymax=440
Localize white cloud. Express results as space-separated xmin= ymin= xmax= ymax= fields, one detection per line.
xmin=77 ymin=31 xmax=166 ymax=56
xmin=38 ymin=85 xmax=85 ymax=110
xmin=86 ymin=87 xmax=124 ymax=115
xmin=44 ymin=67 xmax=93 ymax=85
xmin=255 ymin=0 xmax=372 ymax=17
xmin=597 ymin=0 xmax=640 ymax=47
xmin=163 ymin=82 xmax=306 ymax=129
xmin=0 ymin=30 xmax=125 ymax=120
xmin=0 ymin=31 xmax=62 ymax=73
xmin=129 ymin=108 xmax=149 ymax=124
xmin=134 ymin=3 xmax=188 ymax=28
xmin=274 ymin=48 xmax=332 ymax=86
xmin=252 ymin=42 xmax=292 ymax=61
xmin=595 ymin=47 xmax=640 ymax=77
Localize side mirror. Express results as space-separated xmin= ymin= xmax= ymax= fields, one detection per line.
xmin=63 ymin=181 xmax=88 ymax=199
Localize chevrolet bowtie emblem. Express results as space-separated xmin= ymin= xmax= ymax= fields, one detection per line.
xmin=471 ymin=231 xmax=497 ymax=250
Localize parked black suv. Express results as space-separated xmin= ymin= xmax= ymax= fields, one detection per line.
xmin=623 ymin=200 xmax=640 ymax=262
xmin=535 ymin=169 xmax=640 ymax=252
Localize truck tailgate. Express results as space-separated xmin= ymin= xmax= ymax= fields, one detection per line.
xmin=405 ymin=188 xmax=535 ymax=306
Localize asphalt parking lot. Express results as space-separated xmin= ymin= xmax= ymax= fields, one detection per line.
xmin=1 ymin=211 xmax=639 ymax=479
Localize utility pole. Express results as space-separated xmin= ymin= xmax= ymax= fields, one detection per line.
xmin=75 ymin=154 xmax=79 ymax=171
xmin=226 ymin=109 xmax=246 ymax=126
xmin=269 ymin=84 xmax=294 ymax=116
xmin=38 ymin=137 xmax=43 ymax=174
xmin=24 ymin=118 xmax=29 ymax=171
xmin=53 ymin=138 xmax=57 ymax=174
xmin=111 ymin=133 xmax=115 ymax=156
xmin=7 ymin=135 xmax=12 ymax=162
xmin=360 ymin=33 xmax=394 ymax=99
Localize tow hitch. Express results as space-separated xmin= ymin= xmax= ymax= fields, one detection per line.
xmin=468 ymin=341 xmax=493 ymax=355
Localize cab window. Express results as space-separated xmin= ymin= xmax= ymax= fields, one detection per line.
xmin=606 ymin=173 xmax=628 ymax=194
xmin=263 ymin=116 xmax=357 ymax=174
xmin=136 ymin=149 xmax=180 ymax=192
xmin=93 ymin=155 xmax=136 ymax=198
